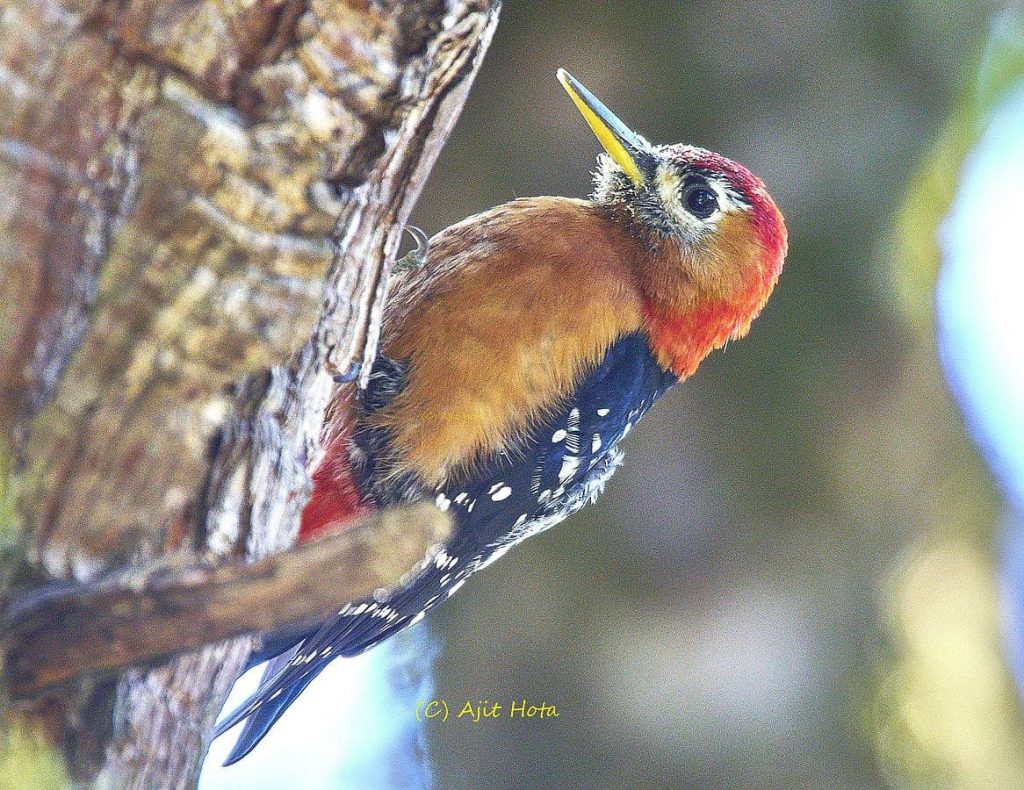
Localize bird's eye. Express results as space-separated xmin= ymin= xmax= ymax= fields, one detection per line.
xmin=682 ymin=184 xmax=719 ymax=220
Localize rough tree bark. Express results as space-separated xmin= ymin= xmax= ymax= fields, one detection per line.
xmin=0 ymin=0 xmax=499 ymax=786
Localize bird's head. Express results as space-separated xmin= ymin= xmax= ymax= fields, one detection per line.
xmin=558 ymin=69 xmax=787 ymax=378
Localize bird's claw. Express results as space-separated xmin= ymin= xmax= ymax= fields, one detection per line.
xmin=333 ymin=362 xmax=362 ymax=384
xmin=393 ymin=225 xmax=429 ymax=272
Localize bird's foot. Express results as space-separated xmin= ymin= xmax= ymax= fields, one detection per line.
xmin=393 ymin=225 xmax=429 ymax=272
xmin=333 ymin=361 xmax=362 ymax=383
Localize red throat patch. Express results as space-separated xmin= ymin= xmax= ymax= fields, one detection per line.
xmin=643 ymin=281 xmax=776 ymax=380
xmin=641 ymin=152 xmax=787 ymax=379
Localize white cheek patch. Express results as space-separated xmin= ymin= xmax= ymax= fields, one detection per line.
xmin=655 ymin=166 xmax=697 ymax=231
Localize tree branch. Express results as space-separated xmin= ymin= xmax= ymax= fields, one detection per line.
xmin=3 ymin=504 xmax=451 ymax=700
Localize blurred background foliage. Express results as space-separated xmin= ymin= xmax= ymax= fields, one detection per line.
xmin=422 ymin=1 xmax=1024 ymax=787
xmin=206 ymin=1 xmax=1024 ymax=787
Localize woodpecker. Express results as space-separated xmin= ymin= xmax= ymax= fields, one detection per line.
xmin=215 ymin=69 xmax=787 ymax=763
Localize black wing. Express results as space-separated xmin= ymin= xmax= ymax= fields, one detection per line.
xmin=216 ymin=331 xmax=676 ymax=762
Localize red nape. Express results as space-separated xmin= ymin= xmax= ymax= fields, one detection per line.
xmin=299 ymin=425 xmax=372 ymax=542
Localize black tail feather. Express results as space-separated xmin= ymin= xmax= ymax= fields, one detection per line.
xmin=217 ymin=644 xmax=314 ymax=766
xmin=221 ymin=667 xmax=326 ymax=765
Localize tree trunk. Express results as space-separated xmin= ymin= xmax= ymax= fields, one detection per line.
xmin=0 ymin=0 xmax=499 ymax=786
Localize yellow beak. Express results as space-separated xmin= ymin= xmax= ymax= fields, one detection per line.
xmin=557 ymin=69 xmax=647 ymax=186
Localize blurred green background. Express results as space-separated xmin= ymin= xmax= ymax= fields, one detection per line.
xmin=409 ymin=1 xmax=1024 ymax=787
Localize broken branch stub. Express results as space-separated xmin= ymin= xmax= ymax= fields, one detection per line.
xmin=3 ymin=504 xmax=452 ymax=700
